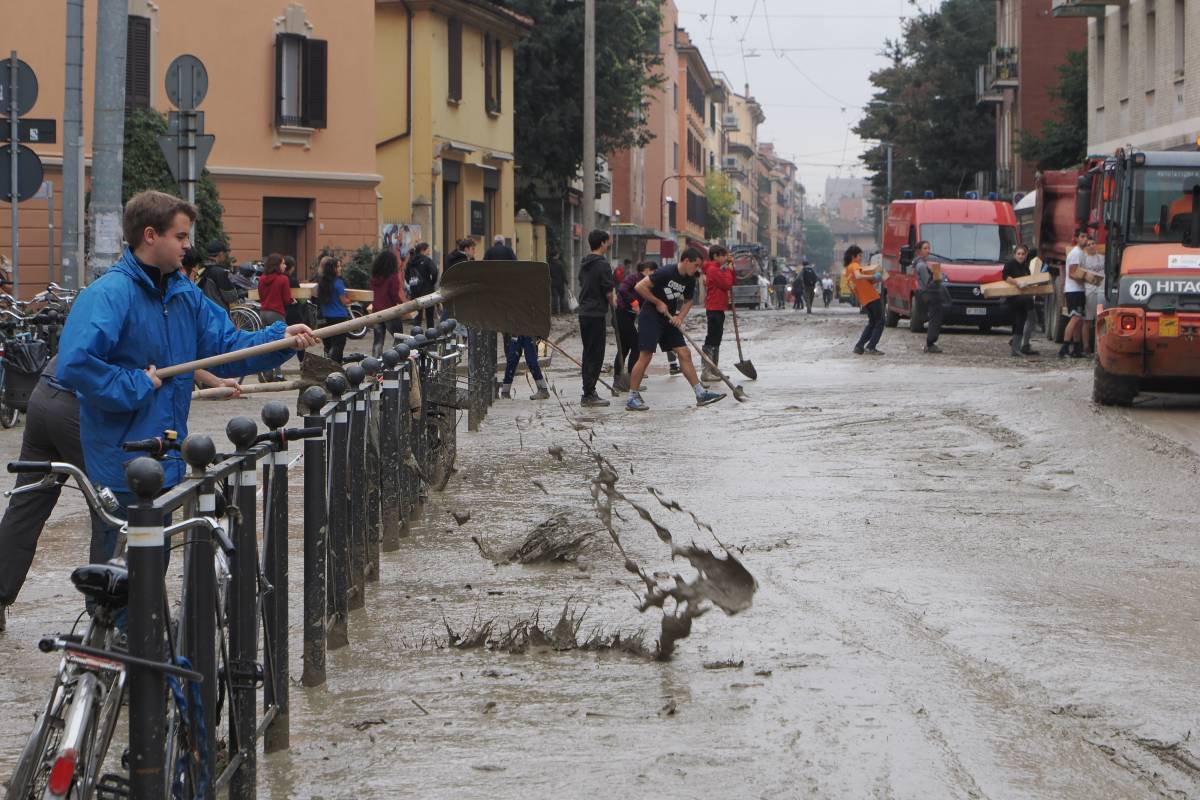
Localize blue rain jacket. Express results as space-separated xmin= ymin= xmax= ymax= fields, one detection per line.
xmin=57 ymin=250 xmax=294 ymax=493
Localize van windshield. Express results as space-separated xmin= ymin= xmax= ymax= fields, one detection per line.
xmin=920 ymin=224 xmax=1017 ymax=263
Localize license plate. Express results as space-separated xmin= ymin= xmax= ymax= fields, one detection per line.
xmin=966 ymin=307 xmax=987 ymax=316
xmin=1160 ymin=316 xmax=1179 ymax=337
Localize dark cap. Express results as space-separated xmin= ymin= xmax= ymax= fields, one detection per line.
xmin=206 ymin=239 xmax=228 ymax=256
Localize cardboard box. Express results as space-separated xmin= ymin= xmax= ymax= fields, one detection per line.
xmin=980 ymin=279 xmax=1054 ymax=299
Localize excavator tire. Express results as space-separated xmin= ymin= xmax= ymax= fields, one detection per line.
xmin=1092 ymin=363 xmax=1138 ymax=406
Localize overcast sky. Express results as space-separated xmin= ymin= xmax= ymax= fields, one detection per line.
xmin=673 ymin=0 xmax=936 ymax=204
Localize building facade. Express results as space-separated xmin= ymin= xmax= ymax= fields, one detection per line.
xmin=977 ymin=0 xmax=1086 ymax=195
xmin=375 ymin=0 xmax=531 ymax=267
xmin=674 ymin=27 xmax=720 ymax=249
xmin=1082 ymin=0 xmax=1200 ymax=153
xmin=1 ymin=0 xmax=382 ymax=292
xmin=722 ymin=85 xmax=765 ymax=246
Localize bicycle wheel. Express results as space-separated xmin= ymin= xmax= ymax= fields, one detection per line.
xmin=228 ymin=306 xmax=262 ymax=333
xmin=346 ymin=307 xmax=368 ymax=340
xmin=0 ymin=365 xmax=17 ymax=428
xmin=6 ymin=685 xmax=65 ymax=798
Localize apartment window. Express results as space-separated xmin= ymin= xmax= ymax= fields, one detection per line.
xmin=686 ymin=190 xmax=706 ymax=226
xmin=673 ymin=142 xmax=679 ymax=171
xmin=1119 ymin=10 xmax=1130 ymax=98
xmin=125 ymin=16 xmax=151 ymax=108
xmin=672 ymin=82 xmax=677 ymax=111
xmin=1146 ymin=4 xmax=1157 ymax=90
xmin=686 ymin=68 xmax=704 ymax=118
xmin=274 ymin=34 xmax=328 ymax=128
xmin=448 ymin=17 xmax=463 ymax=102
xmin=1096 ymin=26 xmax=1106 ymax=103
xmin=710 ymin=102 xmax=717 ymax=132
xmin=1175 ymin=0 xmax=1186 ymax=78
xmin=484 ymin=34 xmax=502 ymax=114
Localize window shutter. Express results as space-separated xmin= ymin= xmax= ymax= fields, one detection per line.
xmin=495 ymin=39 xmax=502 ymax=113
xmin=484 ymin=33 xmax=494 ymax=111
xmin=274 ymin=33 xmax=285 ymax=126
xmin=125 ymin=16 xmax=151 ymax=108
xmin=448 ymin=18 xmax=462 ymax=102
xmin=302 ymin=37 xmax=328 ymax=129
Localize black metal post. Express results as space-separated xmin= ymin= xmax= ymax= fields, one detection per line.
xmin=181 ymin=435 xmax=219 ymax=800
xmin=397 ymin=346 xmax=417 ymax=530
xmin=324 ymin=373 xmax=351 ymax=649
xmin=344 ymin=364 xmax=367 ymax=607
xmin=300 ymin=386 xmax=329 ymax=686
xmin=361 ymin=358 xmax=383 ymax=581
xmin=225 ymin=417 xmax=260 ymax=800
xmin=467 ymin=326 xmax=482 ymax=432
xmin=124 ymin=457 xmax=166 ymax=800
xmin=379 ymin=351 xmax=402 ymax=552
xmin=260 ymin=402 xmax=290 ymax=754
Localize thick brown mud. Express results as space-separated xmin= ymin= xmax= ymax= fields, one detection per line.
xmin=2 ymin=307 xmax=1200 ymax=798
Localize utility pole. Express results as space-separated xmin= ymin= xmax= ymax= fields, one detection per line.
xmin=88 ymin=0 xmax=127 ymax=277
xmin=579 ymin=0 xmax=595 ymax=291
xmin=62 ymin=0 xmax=84 ymax=288
xmin=885 ymin=142 xmax=893 ymax=204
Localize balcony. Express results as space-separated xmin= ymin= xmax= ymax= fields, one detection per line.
xmin=976 ymin=47 xmax=1019 ymax=105
xmin=1051 ymin=0 xmax=1124 ymax=17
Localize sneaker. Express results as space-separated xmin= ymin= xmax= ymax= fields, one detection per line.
xmin=580 ymin=393 xmax=611 ymax=408
xmin=853 ymin=346 xmax=865 ymax=355
xmin=669 ymin=363 xmax=682 ymax=376
xmin=500 ymin=384 xmax=512 ymax=399
xmin=626 ymin=393 xmax=649 ymax=412
xmin=923 ymin=344 xmax=943 ymax=354
xmin=1020 ymin=345 xmax=1039 ymax=355
xmin=529 ymin=388 xmax=550 ymax=400
xmin=865 ymin=348 xmax=885 ymax=356
xmin=696 ymin=388 xmax=726 ymax=407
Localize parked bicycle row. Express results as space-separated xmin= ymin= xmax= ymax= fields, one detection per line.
xmin=4 ymin=320 xmax=502 ymax=800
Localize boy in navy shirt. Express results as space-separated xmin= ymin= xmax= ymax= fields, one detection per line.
xmin=625 ymin=248 xmax=725 ymax=411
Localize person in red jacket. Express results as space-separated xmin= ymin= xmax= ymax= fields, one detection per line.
xmin=370 ymin=249 xmax=407 ymax=356
xmin=701 ymin=245 xmax=735 ymax=383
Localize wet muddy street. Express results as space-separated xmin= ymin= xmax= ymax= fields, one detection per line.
xmin=3 ymin=306 xmax=1200 ymax=799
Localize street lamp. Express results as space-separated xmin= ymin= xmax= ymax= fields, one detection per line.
xmin=660 ymin=173 xmax=703 ymax=232
xmin=613 ymin=209 xmax=621 ymax=263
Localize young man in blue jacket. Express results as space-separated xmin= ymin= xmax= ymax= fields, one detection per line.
xmin=57 ymin=190 xmax=318 ymax=559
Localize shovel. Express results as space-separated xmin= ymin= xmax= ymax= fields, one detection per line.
xmin=728 ymin=301 xmax=757 ymax=380
xmin=610 ymin=312 xmax=630 ymax=394
xmin=158 ymin=260 xmax=551 ymax=380
xmin=539 ymin=338 xmax=616 ymax=396
xmin=675 ymin=322 xmax=747 ymax=402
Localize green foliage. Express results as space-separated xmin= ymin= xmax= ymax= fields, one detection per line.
xmin=855 ymin=0 xmax=996 ymax=204
xmin=122 ymin=107 xmax=225 ymax=248
xmin=1016 ymin=49 xmax=1087 ymax=171
xmin=802 ymin=219 xmax=835 ymax=270
xmin=703 ymin=171 xmax=736 ymax=241
xmin=317 ymin=244 xmax=377 ymax=290
xmin=508 ymin=0 xmax=664 ymax=213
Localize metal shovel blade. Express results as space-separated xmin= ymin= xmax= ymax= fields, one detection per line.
xmin=443 ymin=260 xmax=552 ymax=340
xmin=734 ymin=360 xmax=757 ymax=380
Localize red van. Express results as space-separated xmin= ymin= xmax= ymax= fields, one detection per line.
xmin=881 ymin=198 xmax=1019 ymax=333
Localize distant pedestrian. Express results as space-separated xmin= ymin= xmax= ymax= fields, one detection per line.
xmin=914 ymin=241 xmax=945 ymax=353
xmin=701 ymin=245 xmax=735 ymax=383
xmin=613 ymin=260 xmax=626 ymax=286
xmin=196 ymin=239 xmax=240 ymax=311
xmin=500 ymin=335 xmax=550 ymax=400
xmin=801 ymin=262 xmax=819 ymax=313
xmin=821 ymin=275 xmax=834 ymax=307
xmin=624 ymin=248 xmax=726 ymax=411
xmin=446 ymin=237 xmax=476 ymax=271
xmin=370 ymin=249 xmax=407 ymax=357
xmin=483 ymin=234 xmax=517 ymax=261
xmin=405 ymin=242 xmax=439 ymax=329
xmin=257 ymin=253 xmax=292 ymax=328
xmin=1058 ymin=229 xmax=1089 ymax=358
xmin=1002 ymin=245 xmax=1038 ymax=357
xmin=577 ymin=229 xmax=615 ymax=407
xmin=317 ymin=255 xmax=352 ymax=361
xmin=772 ymin=271 xmax=788 ymax=309
xmin=847 ymin=245 xmax=884 ymax=355
xmin=791 ymin=272 xmax=804 ymax=310
xmin=616 ymin=261 xmax=655 ymax=380
xmin=1082 ymin=236 xmax=1105 ymax=355
xmin=548 ymin=250 xmax=568 ymax=314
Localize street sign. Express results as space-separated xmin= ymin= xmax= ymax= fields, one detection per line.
xmin=158 ymin=130 xmax=215 ymax=184
xmin=0 ymin=117 xmax=56 ymax=144
xmin=0 ymin=144 xmax=44 ymax=202
xmin=165 ymin=54 xmax=208 ymax=111
xmin=0 ymin=58 xmax=38 ymax=116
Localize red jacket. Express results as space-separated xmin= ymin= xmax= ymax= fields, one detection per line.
xmin=702 ymin=260 xmax=736 ymax=310
xmin=371 ymin=271 xmax=405 ymax=311
xmin=257 ymin=272 xmax=293 ymax=316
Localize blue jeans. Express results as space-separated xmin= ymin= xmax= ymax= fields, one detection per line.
xmin=855 ymin=299 xmax=885 ymax=351
xmin=503 ymin=336 xmax=544 ymax=383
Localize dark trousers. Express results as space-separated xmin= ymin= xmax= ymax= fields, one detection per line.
xmin=0 ymin=382 xmax=87 ymax=605
xmin=324 ymin=330 xmax=348 ymax=362
xmin=579 ymin=315 xmax=606 ymax=396
xmin=1008 ymin=300 xmax=1033 ymax=352
xmin=855 ymin=299 xmax=885 ymax=351
xmin=551 ymin=286 xmax=567 ymax=315
xmin=923 ymin=291 xmax=946 ymax=346
xmin=372 ymin=319 xmax=403 ymax=357
xmin=704 ymin=310 xmax=726 ymax=350
xmin=803 ymin=286 xmax=816 ymax=312
xmin=615 ymin=309 xmax=639 ymax=373
xmin=503 ymin=335 xmax=544 ymax=383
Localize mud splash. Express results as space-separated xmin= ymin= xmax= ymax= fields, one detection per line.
xmin=470 ymin=512 xmax=598 ymax=564
xmin=441 ymin=601 xmax=651 ymax=657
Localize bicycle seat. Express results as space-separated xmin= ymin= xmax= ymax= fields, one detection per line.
xmin=70 ymin=563 xmax=129 ymax=609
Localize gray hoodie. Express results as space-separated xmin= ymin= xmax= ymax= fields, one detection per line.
xmin=915 ymin=256 xmax=941 ymax=294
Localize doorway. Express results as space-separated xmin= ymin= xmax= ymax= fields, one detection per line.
xmin=262 ymin=197 xmax=312 ymax=274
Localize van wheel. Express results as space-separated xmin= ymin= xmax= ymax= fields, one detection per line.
xmin=884 ymin=297 xmax=900 ymax=328
xmin=910 ymin=296 xmax=927 ymax=333
xmin=1092 ymin=363 xmax=1138 ymax=406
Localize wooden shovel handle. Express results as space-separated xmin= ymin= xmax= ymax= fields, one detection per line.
xmin=158 ymin=290 xmax=454 ymax=379
xmin=192 ymin=380 xmax=304 ymax=400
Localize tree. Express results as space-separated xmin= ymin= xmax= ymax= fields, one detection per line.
xmin=508 ymin=0 xmax=663 ymax=214
xmin=122 ymin=107 xmax=225 ymax=249
xmin=704 ymin=171 xmax=736 ymax=241
xmin=1016 ymin=49 xmax=1087 ymax=171
xmin=855 ymin=0 xmax=995 ymax=205
xmin=803 ymin=219 xmax=835 ymax=271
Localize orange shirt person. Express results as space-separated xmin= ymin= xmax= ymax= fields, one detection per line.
xmin=847 ymin=245 xmax=885 ymax=355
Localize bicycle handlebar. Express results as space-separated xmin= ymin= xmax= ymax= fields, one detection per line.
xmin=7 ymin=460 xmax=53 ymax=474
xmin=5 ymin=461 xmax=126 ymax=529
xmin=121 ymin=431 xmax=180 ymax=457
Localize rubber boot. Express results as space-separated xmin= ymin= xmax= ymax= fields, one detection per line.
xmin=529 ymin=378 xmax=550 ymax=400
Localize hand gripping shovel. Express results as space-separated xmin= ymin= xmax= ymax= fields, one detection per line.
xmin=674 ymin=320 xmax=747 ymax=402
xmin=158 ymin=260 xmax=551 ymax=380
xmin=190 ymin=351 xmax=349 ymax=400
xmin=728 ymin=301 xmax=757 ymax=380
